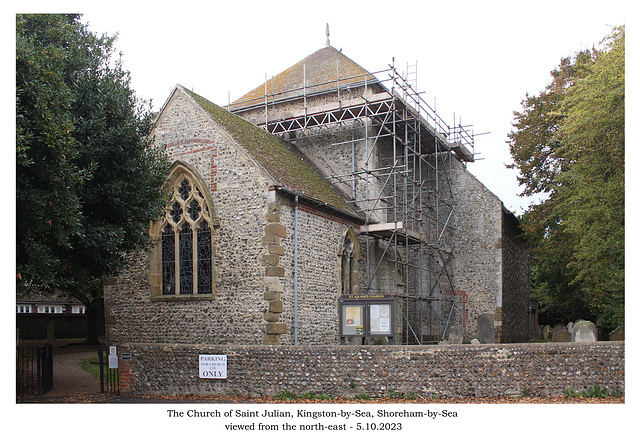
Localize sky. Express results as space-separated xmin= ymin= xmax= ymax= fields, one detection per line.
xmin=12 ymin=0 xmax=631 ymax=213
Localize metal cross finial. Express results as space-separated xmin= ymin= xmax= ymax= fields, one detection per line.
xmin=326 ymin=23 xmax=330 ymax=47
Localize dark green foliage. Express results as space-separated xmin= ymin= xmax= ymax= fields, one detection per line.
xmin=16 ymin=14 xmax=87 ymax=290
xmin=508 ymin=27 xmax=624 ymax=328
xmin=16 ymin=14 xmax=170 ymax=341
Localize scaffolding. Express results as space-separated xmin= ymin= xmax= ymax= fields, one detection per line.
xmin=230 ymin=59 xmax=475 ymax=344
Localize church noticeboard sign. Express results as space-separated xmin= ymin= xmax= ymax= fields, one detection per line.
xmin=369 ymin=303 xmax=391 ymax=335
xmin=342 ymin=305 xmax=363 ymax=336
xmin=199 ymin=355 xmax=227 ymax=379
xmin=338 ymin=295 xmax=395 ymax=342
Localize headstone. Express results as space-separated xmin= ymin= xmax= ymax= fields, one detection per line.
xmin=567 ymin=322 xmax=574 ymax=335
xmin=470 ymin=338 xmax=480 ymax=344
xmin=552 ymin=330 xmax=571 ymax=342
xmin=572 ymin=320 xmax=598 ymax=342
xmin=553 ymin=323 xmax=567 ymax=335
xmin=448 ymin=325 xmax=464 ymax=344
xmin=477 ymin=313 xmax=495 ymax=344
xmin=609 ymin=326 xmax=624 ymax=341
xmin=542 ymin=325 xmax=553 ymax=340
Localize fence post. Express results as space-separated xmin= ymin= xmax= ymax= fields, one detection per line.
xmin=98 ymin=345 xmax=105 ymax=394
xmin=43 ymin=344 xmax=53 ymax=393
xmin=36 ymin=347 xmax=42 ymax=395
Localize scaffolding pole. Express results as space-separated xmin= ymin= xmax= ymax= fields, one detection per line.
xmin=231 ymin=60 xmax=475 ymax=345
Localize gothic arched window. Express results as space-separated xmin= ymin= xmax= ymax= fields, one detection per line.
xmin=151 ymin=162 xmax=218 ymax=300
xmin=338 ymin=228 xmax=360 ymax=295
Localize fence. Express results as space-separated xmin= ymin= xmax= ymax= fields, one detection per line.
xmin=98 ymin=345 xmax=120 ymax=394
xmin=16 ymin=344 xmax=53 ymax=396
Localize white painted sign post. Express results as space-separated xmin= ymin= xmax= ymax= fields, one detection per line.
xmin=108 ymin=345 xmax=119 ymax=369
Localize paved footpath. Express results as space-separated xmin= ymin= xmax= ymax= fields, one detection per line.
xmin=17 ymin=345 xmax=105 ymax=403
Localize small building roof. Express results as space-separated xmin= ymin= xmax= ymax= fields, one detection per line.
xmin=16 ymin=288 xmax=83 ymax=305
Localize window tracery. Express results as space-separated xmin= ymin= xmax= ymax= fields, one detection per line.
xmin=152 ymin=163 xmax=217 ymax=299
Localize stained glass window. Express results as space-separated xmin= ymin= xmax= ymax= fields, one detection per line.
xmin=197 ymin=222 xmax=212 ymax=294
xmin=179 ymin=222 xmax=194 ymax=294
xmin=161 ymin=226 xmax=175 ymax=295
xmin=157 ymin=170 xmax=215 ymax=297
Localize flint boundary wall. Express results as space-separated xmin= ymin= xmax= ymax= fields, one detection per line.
xmin=117 ymin=341 xmax=623 ymax=398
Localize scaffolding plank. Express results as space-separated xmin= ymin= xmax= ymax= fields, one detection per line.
xmin=360 ymin=222 xmax=424 ymax=244
xmin=452 ymin=143 xmax=474 ymax=162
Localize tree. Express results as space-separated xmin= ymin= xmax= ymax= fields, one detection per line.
xmin=16 ymin=14 xmax=87 ymax=291
xmin=554 ymin=28 xmax=625 ymax=327
xmin=16 ymin=14 xmax=170 ymax=343
xmin=508 ymin=27 xmax=624 ymax=329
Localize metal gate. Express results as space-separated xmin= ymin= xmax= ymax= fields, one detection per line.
xmin=16 ymin=344 xmax=53 ymax=396
xmin=98 ymin=345 xmax=120 ymax=394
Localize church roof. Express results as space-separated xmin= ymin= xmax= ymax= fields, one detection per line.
xmin=232 ymin=46 xmax=378 ymax=109
xmin=181 ymin=86 xmax=361 ymax=219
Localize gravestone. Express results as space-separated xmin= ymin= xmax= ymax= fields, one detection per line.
xmin=477 ymin=313 xmax=495 ymax=344
xmin=609 ymin=326 xmax=624 ymax=341
xmin=567 ymin=322 xmax=574 ymax=335
xmin=572 ymin=320 xmax=598 ymax=342
xmin=470 ymin=338 xmax=480 ymax=344
xmin=448 ymin=325 xmax=464 ymax=344
xmin=552 ymin=330 xmax=571 ymax=342
xmin=542 ymin=325 xmax=553 ymax=340
xmin=553 ymin=323 xmax=567 ymax=335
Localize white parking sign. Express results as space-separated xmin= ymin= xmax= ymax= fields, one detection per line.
xmin=199 ymin=354 xmax=227 ymax=379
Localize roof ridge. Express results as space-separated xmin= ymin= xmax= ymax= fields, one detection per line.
xmin=180 ymin=87 xmax=361 ymax=218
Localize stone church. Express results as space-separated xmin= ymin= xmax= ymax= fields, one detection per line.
xmin=104 ymin=44 xmax=529 ymax=348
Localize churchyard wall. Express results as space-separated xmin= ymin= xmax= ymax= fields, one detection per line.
xmin=116 ymin=341 xmax=624 ymax=398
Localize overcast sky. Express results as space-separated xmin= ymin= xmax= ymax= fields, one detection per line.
xmin=15 ymin=1 xmax=630 ymax=213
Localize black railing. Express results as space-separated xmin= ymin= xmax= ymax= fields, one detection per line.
xmin=16 ymin=344 xmax=53 ymax=396
xmin=98 ymin=345 xmax=120 ymax=394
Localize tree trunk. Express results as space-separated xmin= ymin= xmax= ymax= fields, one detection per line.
xmin=84 ymin=297 xmax=105 ymax=345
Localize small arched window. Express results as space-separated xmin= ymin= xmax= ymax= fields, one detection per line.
xmin=338 ymin=227 xmax=360 ymax=295
xmin=151 ymin=162 xmax=218 ymax=300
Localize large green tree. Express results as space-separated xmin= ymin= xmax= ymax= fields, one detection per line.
xmin=16 ymin=14 xmax=170 ymax=343
xmin=508 ymin=27 xmax=624 ymax=329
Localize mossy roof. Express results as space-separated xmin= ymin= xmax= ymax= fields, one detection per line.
xmin=182 ymin=87 xmax=360 ymax=218
xmin=233 ymin=46 xmax=377 ymax=108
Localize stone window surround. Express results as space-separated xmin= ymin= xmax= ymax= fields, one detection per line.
xmin=337 ymin=227 xmax=360 ymax=295
xmin=150 ymin=160 xmax=220 ymax=301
